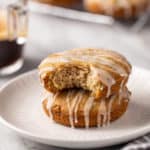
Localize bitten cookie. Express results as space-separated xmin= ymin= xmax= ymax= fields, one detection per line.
xmin=39 ymin=48 xmax=131 ymax=99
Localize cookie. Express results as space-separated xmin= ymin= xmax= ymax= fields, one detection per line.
xmin=39 ymin=48 xmax=131 ymax=99
xmin=42 ymin=88 xmax=130 ymax=128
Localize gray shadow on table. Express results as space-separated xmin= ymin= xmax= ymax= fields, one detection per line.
xmin=18 ymin=57 xmax=40 ymax=74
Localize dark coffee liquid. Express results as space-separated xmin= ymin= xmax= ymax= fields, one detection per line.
xmin=0 ymin=39 xmax=24 ymax=68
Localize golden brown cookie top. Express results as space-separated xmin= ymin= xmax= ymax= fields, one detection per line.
xmin=39 ymin=48 xmax=131 ymax=99
xmin=39 ymin=48 xmax=131 ymax=77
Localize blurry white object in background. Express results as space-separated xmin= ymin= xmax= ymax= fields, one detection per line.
xmin=29 ymin=1 xmax=114 ymax=25
xmin=0 ymin=0 xmax=18 ymax=5
xmin=0 ymin=0 xmax=28 ymax=5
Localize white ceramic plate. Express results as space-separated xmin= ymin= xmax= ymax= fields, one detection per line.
xmin=0 ymin=66 xmax=150 ymax=149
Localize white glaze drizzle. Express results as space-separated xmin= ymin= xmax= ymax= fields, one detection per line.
xmin=123 ymin=87 xmax=131 ymax=100
xmin=41 ymin=73 xmax=47 ymax=79
xmin=91 ymin=66 xmax=116 ymax=97
xmin=77 ymin=54 xmax=128 ymax=76
xmin=40 ymin=50 xmax=131 ymax=76
xmin=68 ymin=91 xmax=82 ymax=127
xmin=39 ymin=56 xmax=70 ymax=77
xmin=84 ymin=96 xmax=94 ymax=128
xmin=46 ymin=94 xmax=53 ymax=110
xmin=94 ymin=56 xmax=127 ymax=76
xmin=106 ymin=95 xmax=115 ymax=125
xmin=100 ymin=99 xmax=107 ymax=127
xmin=39 ymin=66 xmax=54 ymax=75
xmin=97 ymin=95 xmax=115 ymax=127
xmin=96 ymin=54 xmax=131 ymax=72
xmin=66 ymin=90 xmax=75 ymax=128
xmin=97 ymin=98 xmax=104 ymax=128
xmin=40 ymin=56 xmax=69 ymax=66
xmin=47 ymin=95 xmax=52 ymax=117
xmin=71 ymin=52 xmax=130 ymax=73
xmin=118 ymin=77 xmax=126 ymax=105
xmin=46 ymin=92 xmax=59 ymax=119
xmin=74 ymin=90 xmax=85 ymax=123
xmin=41 ymin=90 xmax=49 ymax=103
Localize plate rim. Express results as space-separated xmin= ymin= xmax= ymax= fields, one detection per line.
xmin=0 ymin=66 xmax=150 ymax=148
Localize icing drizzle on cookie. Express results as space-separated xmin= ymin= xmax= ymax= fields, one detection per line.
xmin=66 ymin=90 xmax=75 ymax=128
xmin=44 ymin=87 xmax=130 ymax=128
xmin=39 ymin=49 xmax=131 ymax=99
xmin=84 ymin=96 xmax=94 ymax=128
xmin=91 ymin=66 xmax=116 ymax=97
xmin=40 ymin=49 xmax=131 ymax=128
xmin=74 ymin=90 xmax=85 ymax=123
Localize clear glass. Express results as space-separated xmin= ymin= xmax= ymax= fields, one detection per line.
xmin=0 ymin=0 xmax=28 ymax=75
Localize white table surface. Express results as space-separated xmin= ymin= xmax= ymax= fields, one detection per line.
xmin=0 ymin=12 xmax=150 ymax=150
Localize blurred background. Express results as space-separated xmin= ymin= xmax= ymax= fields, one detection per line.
xmin=0 ymin=0 xmax=150 ymax=81
xmin=0 ymin=0 xmax=150 ymax=149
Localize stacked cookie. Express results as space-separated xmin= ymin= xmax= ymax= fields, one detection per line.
xmin=39 ymin=48 xmax=132 ymax=128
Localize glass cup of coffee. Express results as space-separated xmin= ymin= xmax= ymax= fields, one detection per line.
xmin=0 ymin=1 xmax=28 ymax=75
